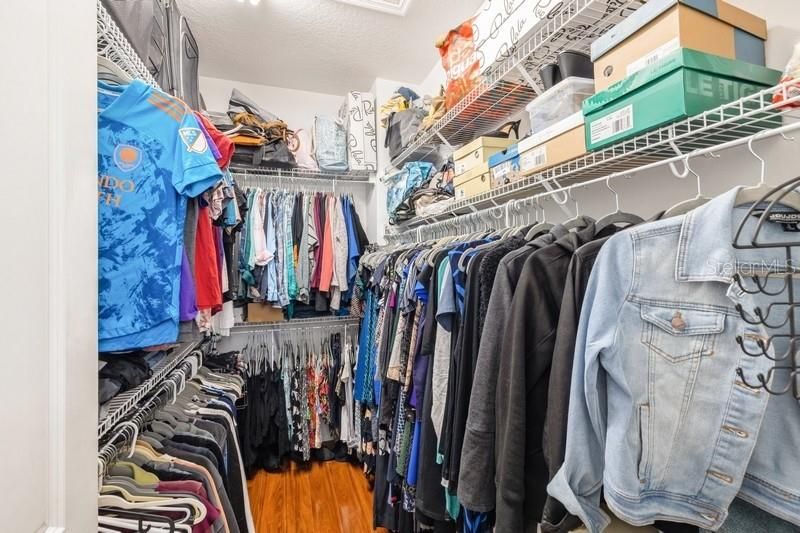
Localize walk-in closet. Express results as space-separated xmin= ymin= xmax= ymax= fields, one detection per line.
xmin=4 ymin=0 xmax=800 ymax=531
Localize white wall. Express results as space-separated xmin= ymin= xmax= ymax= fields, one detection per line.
xmin=200 ymin=75 xmax=347 ymax=131
xmin=0 ymin=0 xmax=97 ymax=531
xmin=419 ymin=61 xmax=446 ymax=98
xmin=728 ymin=0 xmax=798 ymax=70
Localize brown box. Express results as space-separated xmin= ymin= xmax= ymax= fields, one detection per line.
xmin=246 ymin=303 xmax=284 ymax=323
xmin=453 ymin=136 xmax=516 ymax=176
xmin=715 ymin=1 xmax=767 ymax=40
xmin=518 ymin=113 xmax=586 ymax=176
xmin=454 ymin=162 xmax=491 ymax=200
xmin=592 ymin=1 xmax=767 ymax=91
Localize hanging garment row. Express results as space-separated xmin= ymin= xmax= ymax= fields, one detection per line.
xmin=230 ymin=321 xmax=361 ymax=475
xmin=351 ymin=170 xmax=800 ymax=532
xmin=235 ymin=185 xmax=370 ymax=322
xmin=98 ymin=345 xmax=255 ymax=533
xmin=99 ymin=77 xmax=236 ymax=352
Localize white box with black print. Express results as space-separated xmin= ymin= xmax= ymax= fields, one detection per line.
xmin=472 ymin=0 xmax=635 ymax=79
xmin=339 ymin=91 xmax=377 ymax=172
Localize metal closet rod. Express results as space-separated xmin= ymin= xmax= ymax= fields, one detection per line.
xmin=232 ymin=173 xmax=348 ymax=185
xmin=233 ymin=173 xmax=345 ymax=190
xmin=392 ymin=120 xmax=800 ymax=242
xmin=229 ymin=316 xmax=361 ymax=334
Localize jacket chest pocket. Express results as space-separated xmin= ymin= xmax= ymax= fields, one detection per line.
xmin=640 ymin=304 xmax=725 ymax=363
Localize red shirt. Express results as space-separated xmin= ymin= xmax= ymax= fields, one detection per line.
xmin=194 ymin=205 xmax=222 ymax=312
xmin=195 ymin=112 xmax=235 ymax=169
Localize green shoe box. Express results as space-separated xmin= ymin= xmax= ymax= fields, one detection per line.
xmin=582 ymin=48 xmax=780 ymax=151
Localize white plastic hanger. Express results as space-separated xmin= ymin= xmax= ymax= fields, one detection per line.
xmin=526 ymin=196 xmax=553 ymax=239
xmin=98 ymin=493 xmax=204 ymax=524
xmin=663 ymin=153 xmax=710 ymax=218
xmin=595 ymin=175 xmax=644 ymax=233
xmin=558 ymin=186 xmax=587 ymax=230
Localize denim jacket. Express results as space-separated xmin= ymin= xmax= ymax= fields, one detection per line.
xmin=548 ymin=187 xmax=800 ymax=531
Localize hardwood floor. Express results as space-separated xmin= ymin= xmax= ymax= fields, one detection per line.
xmin=247 ymin=460 xmax=389 ymax=533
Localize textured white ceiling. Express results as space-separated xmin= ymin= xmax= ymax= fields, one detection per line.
xmin=181 ymin=0 xmax=484 ymax=94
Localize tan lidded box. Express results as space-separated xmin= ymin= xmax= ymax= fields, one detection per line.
xmin=453 ymin=136 xmax=515 ymax=176
xmin=454 ymin=162 xmax=491 ymax=200
xmin=518 ymin=112 xmax=586 ymax=176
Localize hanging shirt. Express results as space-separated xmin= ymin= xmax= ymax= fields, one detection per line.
xmin=284 ymin=193 xmax=298 ymax=302
xmin=319 ymin=195 xmax=335 ymax=293
xmin=179 ymin=249 xmax=197 ymax=321
xmin=97 ymin=80 xmax=221 ymax=351
xmin=262 ymin=192 xmax=278 ymax=302
xmin=330 ymin=196 xmax=349 ymax=310
xmin=344 ymin=196 xmax=361 ymax=287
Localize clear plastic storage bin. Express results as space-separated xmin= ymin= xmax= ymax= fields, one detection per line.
xmin=526 ymin=77 xmax=594 ymax=136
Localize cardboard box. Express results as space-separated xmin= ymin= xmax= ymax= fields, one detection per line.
xmin=339 ymin=91 xmax=377 ymax=171
xmin=454 ymin=162 xmax=491 ymax=200
xmin=518 ymin=112 xmax=587 ymax=175
xmin=246 ymin=303 xmax=284 ymax=323
xmin=488 ymin=145 xmax=520 ymax=188
xmin=592 ymin=0 xmax=767 ymax=91
xmin=454 ymin=136 xmax=515 ymax=176
xmin=583 ymin=48 xmax=780 ymax=151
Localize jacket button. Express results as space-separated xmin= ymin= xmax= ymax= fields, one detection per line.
xmin=671 ymin=311 xmax=686 ymax=330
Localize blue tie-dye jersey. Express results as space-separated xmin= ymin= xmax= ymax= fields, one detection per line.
xmin=97 ymin=80 xmax=222 ymax=351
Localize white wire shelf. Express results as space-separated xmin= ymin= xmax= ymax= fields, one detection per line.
xmin=388 ymin=0 xmax=645 ymax=170
xmin=388 ymin=82 xmax=800 ymax=232
xmin=230 ymin=165 xmax=375 ymax=184
xmin=96 ymin=0 xmax=160 ymax=88
xmin=98 ymin=341 xmax=200 ymax=439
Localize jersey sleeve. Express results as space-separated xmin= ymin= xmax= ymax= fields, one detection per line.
xmin=172 ymin=109 xmax=223 ymax=198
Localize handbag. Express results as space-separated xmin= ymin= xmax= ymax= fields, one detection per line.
xmin=385 ymin=107 xmax=426 ymax=161
xmin=313 ymin=115 xmax=348 ymax=172
xmin=288 ymin=129 xmax=319 ymax=171
xmin=230 ymin=138 xmax=296 ymax=168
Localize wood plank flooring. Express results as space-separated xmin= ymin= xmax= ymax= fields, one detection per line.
xmin=247 ymin=461 xmax=389 ymax=533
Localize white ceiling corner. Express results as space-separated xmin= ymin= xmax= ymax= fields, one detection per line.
xmin=180 ymin=0 xmax=484 ymax=95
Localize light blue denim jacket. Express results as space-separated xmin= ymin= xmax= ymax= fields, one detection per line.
xmin=548 ymin=187 xmax=800 ymax=531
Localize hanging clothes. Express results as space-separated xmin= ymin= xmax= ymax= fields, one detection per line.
xmin=98 ymin=348 xmax=254 ymax=533
xmin=232 ymin=185 xmax=368 ymax=322
xmin=353 ymin=185 xmax=800 ymax=533
xmin=232 ymin=325 xmax=360 ymax=471
xmin=97 ymin=80 xmax=224 ymax=351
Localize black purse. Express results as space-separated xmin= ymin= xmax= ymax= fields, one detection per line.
xmin=231 ymin=138 xmax=297 ymax=169
xmin=261 ymin=138 xmax=296 ymax=168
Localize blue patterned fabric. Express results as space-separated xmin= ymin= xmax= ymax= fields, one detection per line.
xmin=97 ymin=80 xmax=221 ymax=350
xmin=385 ymin=162 xmax=434 ymax=218
xmin=354 ymin=289 xmax=375 ymax=403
